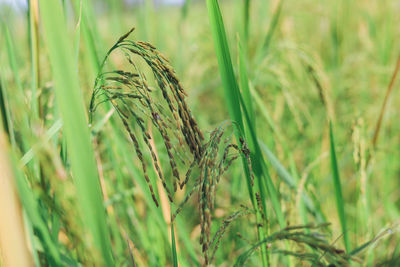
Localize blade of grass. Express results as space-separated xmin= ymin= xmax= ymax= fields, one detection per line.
xmin=205 ymin=0 xmax=243 ymax=130
xmin=206 ymin=2 xmax=293 ymax=265
xmin=21 ymin=107 xmax=114 ymax=167
xmin=20 ymin=119 xmax=62 ymax=166
xmin=171 ymin=216 xmax=178 ymax=267
xmin=39 ymin=1 xmax=114 ymax=265
xmin=371 ymin=55 xmax=400 ymax=150
xmin=71 ymin=0 xmax=102 ymax=81
xmin=0 ymin=74 xmax=15 ymax=146
xmin=329 ymin=121 xmax=350 ymax=252
xmin=350 ymin=228 xmax=392 ymax=256
xmin=73 ymin=0 xmax=83 ymax=66
xmin=24 ymin=211 xmax=41 ymax=267
xmin=238 ymin=37 xmax=254 ymax=124
xmin=206 ymin=2 xmax=271 ymax=266
xmin=13 ymin=173 xmax=61 ymax=265
xmin=238 ymin=38 xmax=279 ymax=232
xmin=254 ymin=0 xmax=283 ymax=65
xmin=28 ymin=0 xmax=40 ymax=120
xmin=206 ymin=0 xmax=285 ymax=227
xmin=263 ymin=0 xmax=283 ymax=52
xmin=238 ymin=38 xmax=285 ymax=230
xmin=237 ymin=38 xmax=272 ymax=222
xmin=239 ymin=91 xmax=292 ymax=265
xmin=243 ymin=0 xmax=250 ymax=44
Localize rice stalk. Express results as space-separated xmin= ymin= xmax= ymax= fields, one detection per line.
xmin=90 ymin=28 xmax=256 ymax=266
xmin=28 ymin=0 xmax=40 ymax=120
xmin=371 ymin=55 xmax=400 ymax=150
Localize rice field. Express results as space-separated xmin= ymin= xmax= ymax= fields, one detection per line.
xmin=0 ymin=0 xmax=399 ymax=266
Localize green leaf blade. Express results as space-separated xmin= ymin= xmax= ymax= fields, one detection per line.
xmin=329 ymin=121 xmax=350 ymax=252
xmin=39 ymin=1 xmax=114 ymax=265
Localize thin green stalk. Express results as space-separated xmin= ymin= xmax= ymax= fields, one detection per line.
xmin=262 ymin=0 xmax=283 ymax=51
xmin=206 ymin=0 xmax=285 ymax=225
xmin=171 ymin=217 xmax=178 ymax=267
xmin=329 ymin=121 xmax=350 ymax=252
xmin=243 ymin=0 xmax=250 ymax=44
xmin=371 ymin=55 xmax=400 ymax=150
xmin=238 ymin=38 xmax=254 ymax=124
xmin=28 ymin=0 xmax=40 ymax=120
xmin=238 ymin=38 xmax=268 ymax=264
xmin=206 ymin=1 xmax=288 ymax=265
xmin=0 ymin=74 xmax=15 ymax=146
xmin=71 ymin=0 xmax=102 ymax=80
xmin=39 ymin=1 xmax=114 ymax=265
xmin=254 ymin=0 xmax=283 ymax=65
xmin=205 ymin=1 xmax=268 ymax=265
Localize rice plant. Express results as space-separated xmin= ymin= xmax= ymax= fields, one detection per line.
xmin=1 ymin=0 xmax=399 ymax=266
xmin=89 ymin=28 xmax=256 ymax=265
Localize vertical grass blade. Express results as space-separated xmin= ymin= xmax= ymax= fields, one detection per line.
xmin=329 ymin=121 xmax=350 ymax=252
xmin=206 ymin=0 xmax=284 ymax=227
xmin=28 ymin=0 xmax=40 ymax=119
xmin=71 ymin=0 xmax=103 ymax=80
xmin=238 ymin=37 xmax=279 ymax=226
xmin=205 ymin=0 xmax=243 ymax=130
xmin=238 ymin=38 xmax=254 ymax=124
xmin=206 ymin=2 xmax=268 ymax=265
xmin=262 ymin=0 xmax=283 ymax=51
xmin=243 ymin=0 xmax=250 ymax=43
xmin=39 ymin=1 xmax=114 ymax=265
xmin=171 ymin=217 xmax=178 ymax=267
xmin=0 ymin=75 xmax=14 ymax=145
xmin=255 ymin=0 xmax=283 ymax=64
xmin=371 ymin=55 xmax=400 ymax=149
xmin=206 ymin=1 xmax=291 ymax=265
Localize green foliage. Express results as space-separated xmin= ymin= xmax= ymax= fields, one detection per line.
xmin=39 ymin=0 xmax=114 ymax=265
xmin=0 ymin=0 xmax=399 ymax=266
xmin=329 ymin=121 xmax=350 ymax=252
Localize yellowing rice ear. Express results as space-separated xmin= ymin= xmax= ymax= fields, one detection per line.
xmin=0 ymin=133 xmax=33 ymax=267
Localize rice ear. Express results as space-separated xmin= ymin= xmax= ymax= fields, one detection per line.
xmin=90 ymin=29 xmax=256 ymax=265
